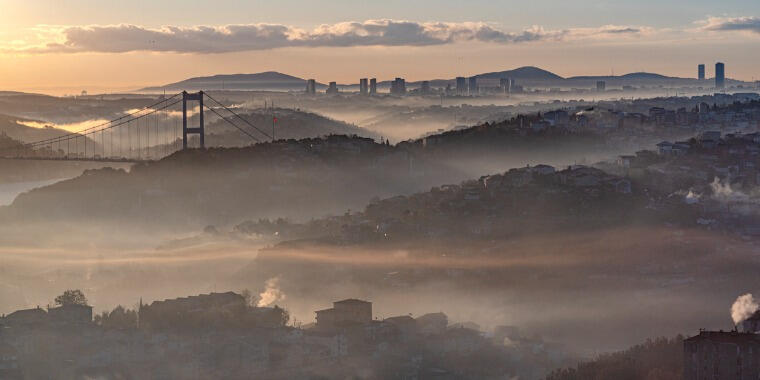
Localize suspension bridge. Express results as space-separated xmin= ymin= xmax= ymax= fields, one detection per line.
xmin=0 ymin=91 xmax=273 ymax=162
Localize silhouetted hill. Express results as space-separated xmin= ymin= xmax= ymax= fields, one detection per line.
xmin=381 ymin=66 xmax=566 ymax=88
xmin=141 ymin=66 xmax=721 ymax=93
xmin=202 ymin=107 xmax=381 ymax=146
xmin=140 ymin=71 xmax=323 ymax=92
xmin=568 ymin=72 xmax=675 ymax=81
xmin=546 ymin=336 xmax=683 ymax=380
xmin=0 ymin=93 xmax=170 ymax=124
xmin=477 ymin=66 xmax=565 ymax=81
xmin=620 ymin=72 xmax=671 ymax=80
xmin=0 ymin=135 xmax=459 ymax=230
xmin=0 ymin=113 xmax=83 ymax=145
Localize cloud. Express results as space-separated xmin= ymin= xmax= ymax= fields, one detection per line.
xmin=702 ymin=16 xmax=760 ymax=34
xmin=2 ymin=20 xmax=649 ymax=54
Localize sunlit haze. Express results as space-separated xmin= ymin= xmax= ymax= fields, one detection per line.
xmin=2 ymin=0 xmax=760 ymax=94
xmin=3 ymin=1 xmax=760 ymax=379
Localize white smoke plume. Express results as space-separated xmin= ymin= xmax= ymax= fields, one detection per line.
xmin=711 ymin=177 xmax=750 ymax=203
xmin=731 ymin=293 xmax=759 ymax=325
xmin=257 ymin=276 xmax=286 ymax=307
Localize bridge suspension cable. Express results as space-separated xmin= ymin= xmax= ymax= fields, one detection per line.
xmin=0 ymin=90 xmax=277 ymax=162
xmin=203 ymin=92 xmax=273 ymax=141
xmin=0 ymin=93 xmax=183 ymax=161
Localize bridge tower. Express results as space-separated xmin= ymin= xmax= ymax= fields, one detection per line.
xmin=182 ymin=91 xmax=204 ymax=149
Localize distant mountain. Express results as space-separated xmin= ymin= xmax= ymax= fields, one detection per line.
xmin=568 ymin=72 xmax=680 ymax=81
xmin=0 ymin=91 xmax=40 ymax=97
xmin=140 ymin=71 xmax=324 ymax=92
xmin=376 ymin=66 xmax=566 ymax=88
xmin=476 ymin=66 xmax=565 ymax=81
xmin=0 ymin=114 xmax=73 ymax=144
xmin=141 ymin=66 xmax=720 ymax=93
xmin=620 ymin=72 xmax=671 ymax=80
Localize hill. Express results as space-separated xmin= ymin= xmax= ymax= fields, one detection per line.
xmin=568 ymin=72 xmax=675 ymax=81
xmin=378 ymin=66 xmax=566 ymax=89
xmin=0 ymin=135 xmax=460 ymax=231
xmin=202 ymin=108 xmax=381 ymax=146
xmin=140 ymin=66 xmax=717 ymax=93
xmin=476 ymin=66 xmax=565 ymax=81
xmin=546 ymin=336 xmax=683 ymax=380
xmin=0 ymin=113 xmax=85 ymax=145
xmin=140 ymin=71 xmax=322 ymax=92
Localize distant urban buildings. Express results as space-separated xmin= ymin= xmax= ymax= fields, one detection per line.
xmin=359 ymin=78 xmax=368 ymax=95
xmin=305 ymin=79 xmax=316 ymax=94
xmin=500 ymin=78 xmax=512 ymax=94
xmin=596 ymin=80 xmax=606 ymax=92
xmin=715 ymin=62 xmax=725 ymax=89
xmin=456 ymin=77 xmax=467 ymax=95
xmin=420 ymin=81 xmax=431 ymax=95
xmin=468 ymin=77 xmax=478 ymax=95
xmin=476 ymin=78 xmax=502 ymax=94
xmin=684 ymin=329 xmax=760 ymax=380
xmin=369 ymin=78 xmax=377 ymax=95
xmin=315 ymin=299 xmax=372 ymax=329
xmin=326 ymin=81 xmax=339 ymax=94
xmin=698 ymin=64 xmax=705 ymax=80
xmin=390 ymin=77 xmax=406 ymax=95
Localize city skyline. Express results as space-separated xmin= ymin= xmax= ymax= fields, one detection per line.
xmin=1 ymin=0 xmax=760 ymax=94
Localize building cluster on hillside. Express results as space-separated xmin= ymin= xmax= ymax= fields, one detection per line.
xmin=238 ymin=163 xmax=647 ymax=244
xmin=539 ymin=94 xmax=760 ymax=134
xmin=684 ymin=312 xmax=760 ymax=380
xmin=607 ymin=127 xmax=760 ymax=234
xmin=0 ymin=293 xmax=569 ymax=379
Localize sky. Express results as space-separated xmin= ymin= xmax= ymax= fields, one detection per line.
xmin=1 ymin=0 xmax=760 ymax=94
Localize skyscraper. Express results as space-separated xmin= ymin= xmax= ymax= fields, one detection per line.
xmin=369 ymin=78 xmax=377 ymax=95
xmin=390 ymin=78 xmax=406 ymax=95
xmin=596 ymin=80 xmax=606 ymax=92
xmin=420 ymin=81 xmax=431 ymax=95
xmin=326 ymin=81 xmax=338 ymax=94
xmin=305 ymin=79 xmax=316 ymax=94
xmin=359 ymin=78 xmax=368 ymax=95
xmin=499 ymin=78 xmax=512 ymax=94
xmin=468 ymin=77 xmax=478 ymax=95
xmin=456 ymin=77 xmax=467 ymax=95
xmin=698 ymin=64 xmax=705 ymax=80
xmin=715 ymin=62 xmax=725 ymax=89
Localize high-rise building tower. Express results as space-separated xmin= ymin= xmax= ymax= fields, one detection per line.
xmin=420 ymin=81 xmax=431 ymax=95
xmin=715 ymin=62 xmax=725 ymax=89
xmin=500 ymin=78 xmax=512 ymax=93
xmin=359 ymin=78 xmax=368 ymax=95
xmin=390 ymin=78 xmax=406 ymax=95
xmin=369 ymin=78 xmax=377 ymax=95
xmin=305 ymin=79 xmax=316 ymax=94
xmin=698 ymin=64 xmax=705 ymax=80
xmin=326 ymin=81 xmax=339 ymax=94
xmin=456 ymin=77 xmax=467 ymax=95
xmin=596 ymin=80 xmax=606 ymax=92
xmin=468 ymin=77 xmax=478 ymax=95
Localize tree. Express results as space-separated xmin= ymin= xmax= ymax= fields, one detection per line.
xmin=54 ymin=289 xmax=88 ymax=306
xmin=94 ymin=305 xmax=138 ymax=329
xmin=273 ymin=305 xmax=290 ymax=326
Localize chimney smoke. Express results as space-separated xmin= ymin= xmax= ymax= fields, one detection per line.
xmin=731 ymin=293 xmax=759 ymax=325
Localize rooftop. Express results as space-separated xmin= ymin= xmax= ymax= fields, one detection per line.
xmin=685 ymin=330 xmax=760 ymax=344
xmin=334 ymin=298 xmax=371 ymax=305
